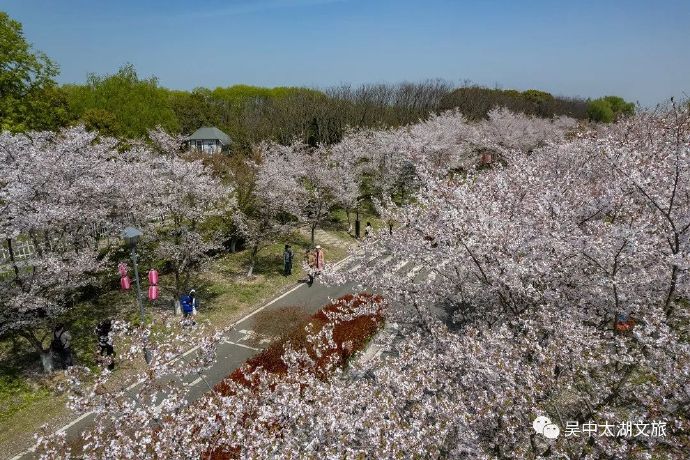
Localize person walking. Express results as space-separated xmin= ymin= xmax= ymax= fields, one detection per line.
xmin=305 ymin=248 xmax=316 ymax=286
xmin=364 ymin=222 xmax=373 ymax=238
xmin=315 ymin=245 xmax=325 ymax=274
xmin=96 ymin=319 xmax=115 ymax=371
xmin=283 ymin=244 xmax=294 ymax=276
xmin=180 ymin=291 xmax=195 ymax=325
xmin=51 ymin=324 xmax=73 ymax=369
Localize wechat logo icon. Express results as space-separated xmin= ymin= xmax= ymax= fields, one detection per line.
xmin=533 ymin=416 xmax=560 ymax=439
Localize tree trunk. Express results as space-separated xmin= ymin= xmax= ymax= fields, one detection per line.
xmin=355 ymin=207 xmax=361 ymax=239
xmin=40 ymin=350 xmax=55 ymax=373
xmin=664 ymin=265 xmax=678 ymax=316
xmin=21 ymin=331 xmax=54 ymax=373
xmin=246 ymin=244 xmax=259 ymax=277
xmin=174 ymin=268 xmax=181 ymax=298
xmin=183 ymin=269 xmax=191 ymax=295
xmin=229 ymin=238 xmax=237 ymax=253
xmin=6 ymin=238 xmax=23 ymax=287
xmin=311 ymin=224 xmax=316 ymax=246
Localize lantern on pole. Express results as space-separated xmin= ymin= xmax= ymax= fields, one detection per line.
xmin=147 ymin=269 xmax=159 ymax=301
xmin=148 ymin=269 xmax=158 ymax=285
xmin=120 ymin=276 xmax=131 ymax=290
xmin=118 ymin=262 xmax=131 ymax=290
xmin=121 ymin=226 xmax=151 ymax=364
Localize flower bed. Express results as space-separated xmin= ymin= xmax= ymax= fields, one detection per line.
xmin=214 ymin=293 xmax=384 ymax=394
xmin=206 ymin=293 xmax=384 ymax=459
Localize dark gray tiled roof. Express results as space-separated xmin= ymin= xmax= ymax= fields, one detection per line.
xmin=187 ymin=127 xmax=231 ymax=145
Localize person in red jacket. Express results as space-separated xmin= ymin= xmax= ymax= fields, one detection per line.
xmin=614 ymin=312 xmax=635 ymax=333
xmin=315 ymin=245 xmax=325 ymax=274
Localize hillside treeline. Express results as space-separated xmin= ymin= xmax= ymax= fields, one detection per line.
xmin=17 ymin=64 xmax=601 ymax=152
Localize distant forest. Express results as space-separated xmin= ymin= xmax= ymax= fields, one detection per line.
xmin=33 ymin=64 xmax=610 ymax=152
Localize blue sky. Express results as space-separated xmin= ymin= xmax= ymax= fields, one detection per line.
xmin=2 ymin=0 xmax=688 ymax=105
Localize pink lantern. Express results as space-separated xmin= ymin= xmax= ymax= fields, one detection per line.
xmin=148 ymin=269 xmax=159 ymax=286
xmin=118 ymin=262 xmax=128 ymax=277
xmin=148 ymin=285 xmax=159 ymax=301
xmin=120 ymin=276 xmax=131 ymax=290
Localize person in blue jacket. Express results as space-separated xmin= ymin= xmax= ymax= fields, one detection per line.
xmin=180 ymin=292 xmax=194 ymax=320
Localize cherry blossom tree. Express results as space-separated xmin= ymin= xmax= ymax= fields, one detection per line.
xmin=33 ymin=105 xmax=690 ymax=457
xmin=479 ymin=106 xmax=578 ymax=154
xmin=232 ymin=141 xmax=304 ymax=277
xmin=0 ymin=126 xmax=233 ymax=371
xmin=328 ymin=109 xmax=576 ymax=234
xmin=300 ymin=144 xmax=359 ymax=243
xmin=145 ymin=129 xmax=232 ymax=295
xmin=250 ymin=140 xmax=358 ymax=250
xmin=332 ymin=102 xmax=689 ymax=457
xmin=0 ymin=127 xmax=135 ymax=371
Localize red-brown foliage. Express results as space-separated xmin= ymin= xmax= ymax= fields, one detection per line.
xmin=206 ymin=294 xmax=383 ymax=459
xmin=214 ymin=293 xmax=383 ymax=394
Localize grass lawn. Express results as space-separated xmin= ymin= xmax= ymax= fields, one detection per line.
xmin=196 ymin=232 xmax=348 ymax=331
xmin=0 ymin=228 xmax=350 ymax=458
xmin=0 ymin=379 xmax=67 ymax=454
xmin=326 ymin=207 xmax=389 ymax=238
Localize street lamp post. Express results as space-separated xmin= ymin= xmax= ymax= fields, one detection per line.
xmin=121 ymin=226 xmax=151 ymax=364
xmin=355 ymin=199 xmax=361 ymax=239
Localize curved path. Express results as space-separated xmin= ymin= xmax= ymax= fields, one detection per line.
xmin=12 ymin=252 xmax=436 ymax=459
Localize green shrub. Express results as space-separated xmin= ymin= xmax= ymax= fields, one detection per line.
xmin=587 ymin=99 xmax=615 ymax=123
xmin=602 ymin=95 xmax=635 ymax=117
xmin=587 ymin=96 xmax=634 ymax=123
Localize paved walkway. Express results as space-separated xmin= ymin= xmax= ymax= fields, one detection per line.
xmin=301 ymin=227 xmax=351 ymax=249
xmin=13 ymin=247 xmax=445 ymax=459
xmin=13 ymin=255 xmax=359 ymax=459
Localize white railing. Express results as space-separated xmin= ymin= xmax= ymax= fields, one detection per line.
xmin=0 ymin=240 xmax=36 ymax=264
